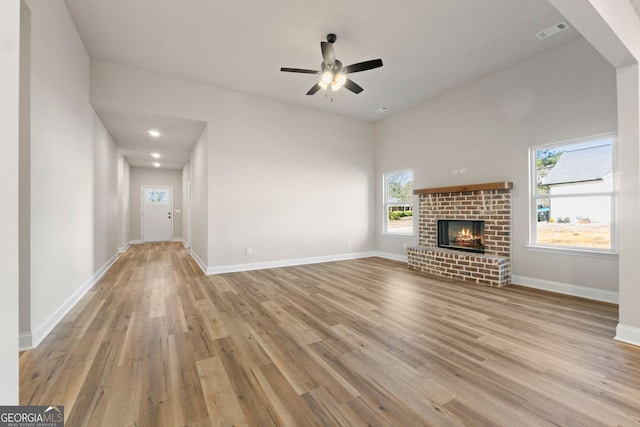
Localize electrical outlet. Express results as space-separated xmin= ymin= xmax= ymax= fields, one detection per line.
xmin=347 ymin=240 xmax=352 ymax=247
xmin=245 ymin=247 xmax=252 ymax=256
xmin=451 ymin=169 xmax=459 ymax=175
xmin=459 ymin=168 xmax=468 ymax=174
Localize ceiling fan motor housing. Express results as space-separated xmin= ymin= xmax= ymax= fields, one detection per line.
xmin=323 ymin=59 xmax=342 ymax=72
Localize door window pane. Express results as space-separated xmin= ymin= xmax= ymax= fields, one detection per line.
xmin=147 ymin=190 xmax=168 ymax=203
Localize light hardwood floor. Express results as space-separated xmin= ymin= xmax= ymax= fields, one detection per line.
xmin=20 ymin=242 xmax=640 ymax=426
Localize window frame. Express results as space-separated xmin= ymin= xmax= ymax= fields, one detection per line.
xmin=529 ymin=134 xmax=617 ymax=255
xmin=383 ymin=168 xmax=414 ymax=237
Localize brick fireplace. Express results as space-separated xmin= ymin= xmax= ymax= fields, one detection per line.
xmin=407 ymin=182 xmax=512 ymax=287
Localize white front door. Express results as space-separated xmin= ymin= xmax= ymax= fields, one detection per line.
xmin=141 ymin=186 xmax=173 ymax=242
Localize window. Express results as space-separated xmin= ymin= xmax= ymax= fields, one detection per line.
xmin=384 ymin=169 xmax=414 ymax=235
xmin=147 ymin=190 xmax=168 ymax=204
xmin=530 ymin=135 xmax=614 ymax=252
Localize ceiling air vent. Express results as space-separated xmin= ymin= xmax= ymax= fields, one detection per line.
xmin=535 ymin=21 xmax=570 ymax=40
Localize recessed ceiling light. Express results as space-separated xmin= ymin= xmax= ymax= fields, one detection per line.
xmin=148 ymin=129 xmax=160 ymax=138
xmin=151 ymin=152 xmax=160 ymax=159
xmin=374 ymin=107 xmax=389 ymax=114
xmin=152 ymin=162 xmax=161 ymax=168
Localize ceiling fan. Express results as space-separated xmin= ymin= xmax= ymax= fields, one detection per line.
xmin=281 ymin=33 xmax=383 ymax=96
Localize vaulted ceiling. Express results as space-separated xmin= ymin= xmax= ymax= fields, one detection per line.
xmin=64 ymin=0 xmax=581 ymax=169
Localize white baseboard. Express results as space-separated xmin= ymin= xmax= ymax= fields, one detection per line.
xmin=172 ymin=238 xmax=184 ymax=244
xmin=128 ymin=240 xmax=142 ymax=245
xmin=374 ymin=251 xmax=408 ymax=262
xmin=19 ymin=332 xmax=32 ymax=351
xmin=190 ymin=250 xmax=208 ymax=274
xmin=118 ymin=244 xmax=130 ymax=253
xmin=205 ymin=251 xmax=376 ymax=275
xmin=23 ymin=252 xmax=120 ymax=350
xmin=511 ymin=275 xmax=618 ymax=304
xmin=615 ymin=324 xmax=640 ymax=347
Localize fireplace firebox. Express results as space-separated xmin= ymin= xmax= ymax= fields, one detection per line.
xmin=437 ymin=219 xmax=485 ymax=253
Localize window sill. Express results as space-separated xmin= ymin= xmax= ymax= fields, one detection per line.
xmin=526 ymin=245 xmax=618 ymax=260
xmin=382 ymin=232 xmax=414 ymax=238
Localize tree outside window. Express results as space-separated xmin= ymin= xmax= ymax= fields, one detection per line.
xmin=384 ymin=169 xmax=413 ymax=235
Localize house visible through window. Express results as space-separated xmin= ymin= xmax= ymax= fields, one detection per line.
xmin=384 ymin=169 xmax=413 ymax=235
xmin=531 ymin=135 xmax=614 ymax=251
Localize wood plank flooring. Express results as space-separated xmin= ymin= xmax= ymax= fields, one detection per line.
xmin=20 ymin=242 xmax=640 ymax=426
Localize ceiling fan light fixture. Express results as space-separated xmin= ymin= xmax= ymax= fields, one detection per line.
xmin=330 ymin=73 xmax=347 ymax=91
xmin=280 ymin=33 xmax=383 ymax=96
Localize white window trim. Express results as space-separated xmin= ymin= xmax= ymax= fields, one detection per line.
xmin=525 ymin=244 xmax=618 ymax=260
xmin=529 ymin=133 xmax=617 ymax=255
xmin=383 ymin=169 xmax=414 ymax=237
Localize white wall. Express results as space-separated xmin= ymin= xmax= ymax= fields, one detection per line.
xmin=117 ymin=154 xmax=131 ymax=250
xmin=616 ymin=63 xmax=640 ymax=343
xmin=190 ymin=127 xmax=208 ymax=268
xmin=19 ymin=2 xmax=32 ymax=346
xmin=25 ymin=0 xmax=121 ymax=347
xmin=0 ymin=0 xmax=21 ymax=404
xmin=182 ymin=161 xmax=191 ymax=248
xmin=129 ymin=167 xmax=183 ymax=241
xmin=375 ymin=37 xmax=618 ymax=295
xmin=93 ymin=115 xmax=119 ymax=268
xmin=206 ymin=97 xmax=375 ymax=270
xmin=90 ymin=61 xmax=376 ymax=272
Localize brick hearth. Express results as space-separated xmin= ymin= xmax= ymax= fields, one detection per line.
xmin=408 ymin=182 xmax=512 ymax=287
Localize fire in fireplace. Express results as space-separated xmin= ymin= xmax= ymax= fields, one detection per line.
xmin=437 ymin=219 xmax=485 ymax=253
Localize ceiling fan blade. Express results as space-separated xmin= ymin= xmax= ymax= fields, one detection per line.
xmin=306 ymin=83 xmax=322 ymax=95
xmin=281 ymin=67 xmax=320 ymax=74
xmin=321 ymin=41 xmax=335 ymax=67
xmin=343 ymin=59 xmax=383 ymax=74
xmin=343 ymin=78 xmax=364 ymax=94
